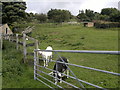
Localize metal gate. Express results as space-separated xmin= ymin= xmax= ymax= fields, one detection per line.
xmin=34 ymin=49 xmax=120 ymax=89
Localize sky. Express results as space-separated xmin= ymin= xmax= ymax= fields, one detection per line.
xmin=25 ymin=0 xmax=120 ymax=16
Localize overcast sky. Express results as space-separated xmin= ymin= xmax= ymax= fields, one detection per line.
xmin=25 ymin=0 xmax=120 ymax=15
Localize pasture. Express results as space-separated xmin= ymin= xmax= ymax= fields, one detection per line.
xmin=2 ymin=23 xmax=119 ymax=88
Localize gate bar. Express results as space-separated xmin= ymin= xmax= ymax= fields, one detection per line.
xmin=36 ymin=64 xmax=105 ymax=89
xmin=35 ymin=50 xmax=120 ymax=55
xmin=35 ymin=73 xmax=65 ymax=89
xmin=35 ymin=69 xmax=80 ymax=89
xmin=50 ymin=59 xmax=120 ymax=76
xmin=36 ymin=77 xmax=54 ymax=89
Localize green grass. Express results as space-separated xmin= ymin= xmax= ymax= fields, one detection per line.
xmin=31 ymin=23 xmax=118 ymax=51
xmin=0 ymin=46 xmax=2 ymax=90
xmin=2 ymin=40 xmax=48 ymax=88
xmin=24 ymin=23 xmax=118 ymax=88
xmin=2 ymin=23 xmax=119 ymax=89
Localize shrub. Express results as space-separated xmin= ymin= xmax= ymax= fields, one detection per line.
xmin=2 ymin=41 xmax=24 ymax=78
xmin=94 ymin=21 xmax=120 ymax=29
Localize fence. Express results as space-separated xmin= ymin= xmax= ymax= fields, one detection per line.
xmin=2 ymin=26 xmax=39 ymax=63
xmin=34 ymin=49 xmax=120 ymax=89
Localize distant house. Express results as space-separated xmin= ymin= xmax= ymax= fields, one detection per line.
xmin=0 ymin=24 xmax=13 ymax=35
xmin=82 ymin=22 xmax=94 ymax=27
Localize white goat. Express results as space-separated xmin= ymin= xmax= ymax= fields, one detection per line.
xmin=38 ymin=46 xmax=53 ymax=67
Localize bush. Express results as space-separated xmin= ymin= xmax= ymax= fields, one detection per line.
xmin=94 ymin=21 xmax=120 ymax=29
xmin=2 ymin=59 xmax=24 ymax=78
xmin=2 ymin=41 xmax=24 ymax=78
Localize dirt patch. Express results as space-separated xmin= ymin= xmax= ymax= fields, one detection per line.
xmin=50 ymin=32 xmax=60 ymax=35
xmin=54 ymin=38 xmax=62 ymax=41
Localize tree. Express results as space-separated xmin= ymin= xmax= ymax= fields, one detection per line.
xmin=101 ymin=8 xmax=118 ymax=16
xmin=101 ymin=8 xmax=120 ymax=22
xmin=2 ymin=2 xmax=27 ymax=24
xmin=99 ymin=15 xmax=110 ymax=21
xmin=0 ymin=2 xmax=2 ymax=24
xmin=85 ymin=9 xmax=95 ymax=21
xmin=47 ymin=9 xmax=71 ymax=23
xmin=109 ymin=11 xmax=120 ymax=22
xmin=77 ymin=10 xmax=90 ymax=22
xmin=26 ymin=12 xmax=35 ymax=22
xmin=35 ymin=13 xmax=47 ymax=23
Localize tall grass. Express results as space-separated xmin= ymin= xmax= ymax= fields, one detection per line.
xmin=2 ymin=40 xmax=48 ymax=88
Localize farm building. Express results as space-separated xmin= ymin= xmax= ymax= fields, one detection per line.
xmin=82 ymin=22 xmax=94 ymax=27
xmin=0 ymin=24 xmax=13 ymax=35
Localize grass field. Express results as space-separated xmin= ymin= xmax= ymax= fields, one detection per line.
xmin=2 ymin=23 xmax=119 ymax=89
xmin=0 ymin=49 xmax=2 ymax=89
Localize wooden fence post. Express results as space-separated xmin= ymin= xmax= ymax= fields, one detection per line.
xmin=23 ymin=33 xmax=27 ymax=63
xmin=16 ymin=34 xmax=18 ymax=50
xmin=0 ymin=34 xmax=2 ymax=49
xmin=9 ymin=35 xmax=11 ymax=42
xmin=35 ymin=40 xmax=39 ymax=64
xmin=11 ymin=34 xmax=13 ymax=42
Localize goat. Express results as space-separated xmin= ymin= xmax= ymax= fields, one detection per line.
xmin=49 ymin=57 xmax=69 ymax=84
xmin=38 ymin=46 xmax=53 ymax=67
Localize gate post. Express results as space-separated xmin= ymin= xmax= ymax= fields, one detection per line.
xmin=34 ymin=51 xmax=37 ymax=80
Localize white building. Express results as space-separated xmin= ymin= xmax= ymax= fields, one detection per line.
xmin=0 ymin=24 xmax=13 ymax=35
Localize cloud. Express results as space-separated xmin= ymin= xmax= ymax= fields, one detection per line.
xmin=26 ymin=1 xmax=85 ymax=15
xmin=25 ymin=0 xmax=119 ymax=15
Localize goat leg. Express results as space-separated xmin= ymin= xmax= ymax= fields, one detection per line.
xmin=46 ymin=59 xmax=48 ymax=67
xmin=67 ymin=69 xmax=69 ymax=78
xmin=55 ymin=73 xmax=58 ymax=84
xmin=43 ymin=60 xmax=45 ymax=67
xmin=60 ymin=77 xmax=62 ymax=83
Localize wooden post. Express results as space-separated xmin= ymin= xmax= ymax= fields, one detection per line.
xmin=11 ymin=34 xmax=13 ymax=42
xmin=4 ymin=34 xmax=6 ymax=40
xmin=0 ymin=34 xmax=2 ymax=49
xmin=35 ymin=40 xmax=39 ymax=64
xmin=9 ymin=34 xmax=11 ymax=42
xmin=34 ymin=40 xmax=39 ymax=80
xmin=16 ymin=34 xmax=18 ymax=50
xmin=23 ymin=33 xmax=27 ymax=63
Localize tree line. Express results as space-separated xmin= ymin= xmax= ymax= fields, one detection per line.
xmin=1 ymin=2 xmax=120 ymax=25
xmin=77 ymin=8 xmax=120 ymax=22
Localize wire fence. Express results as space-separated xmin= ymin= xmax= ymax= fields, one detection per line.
xmin=34 ymin=49 xmax=120 ymax=89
